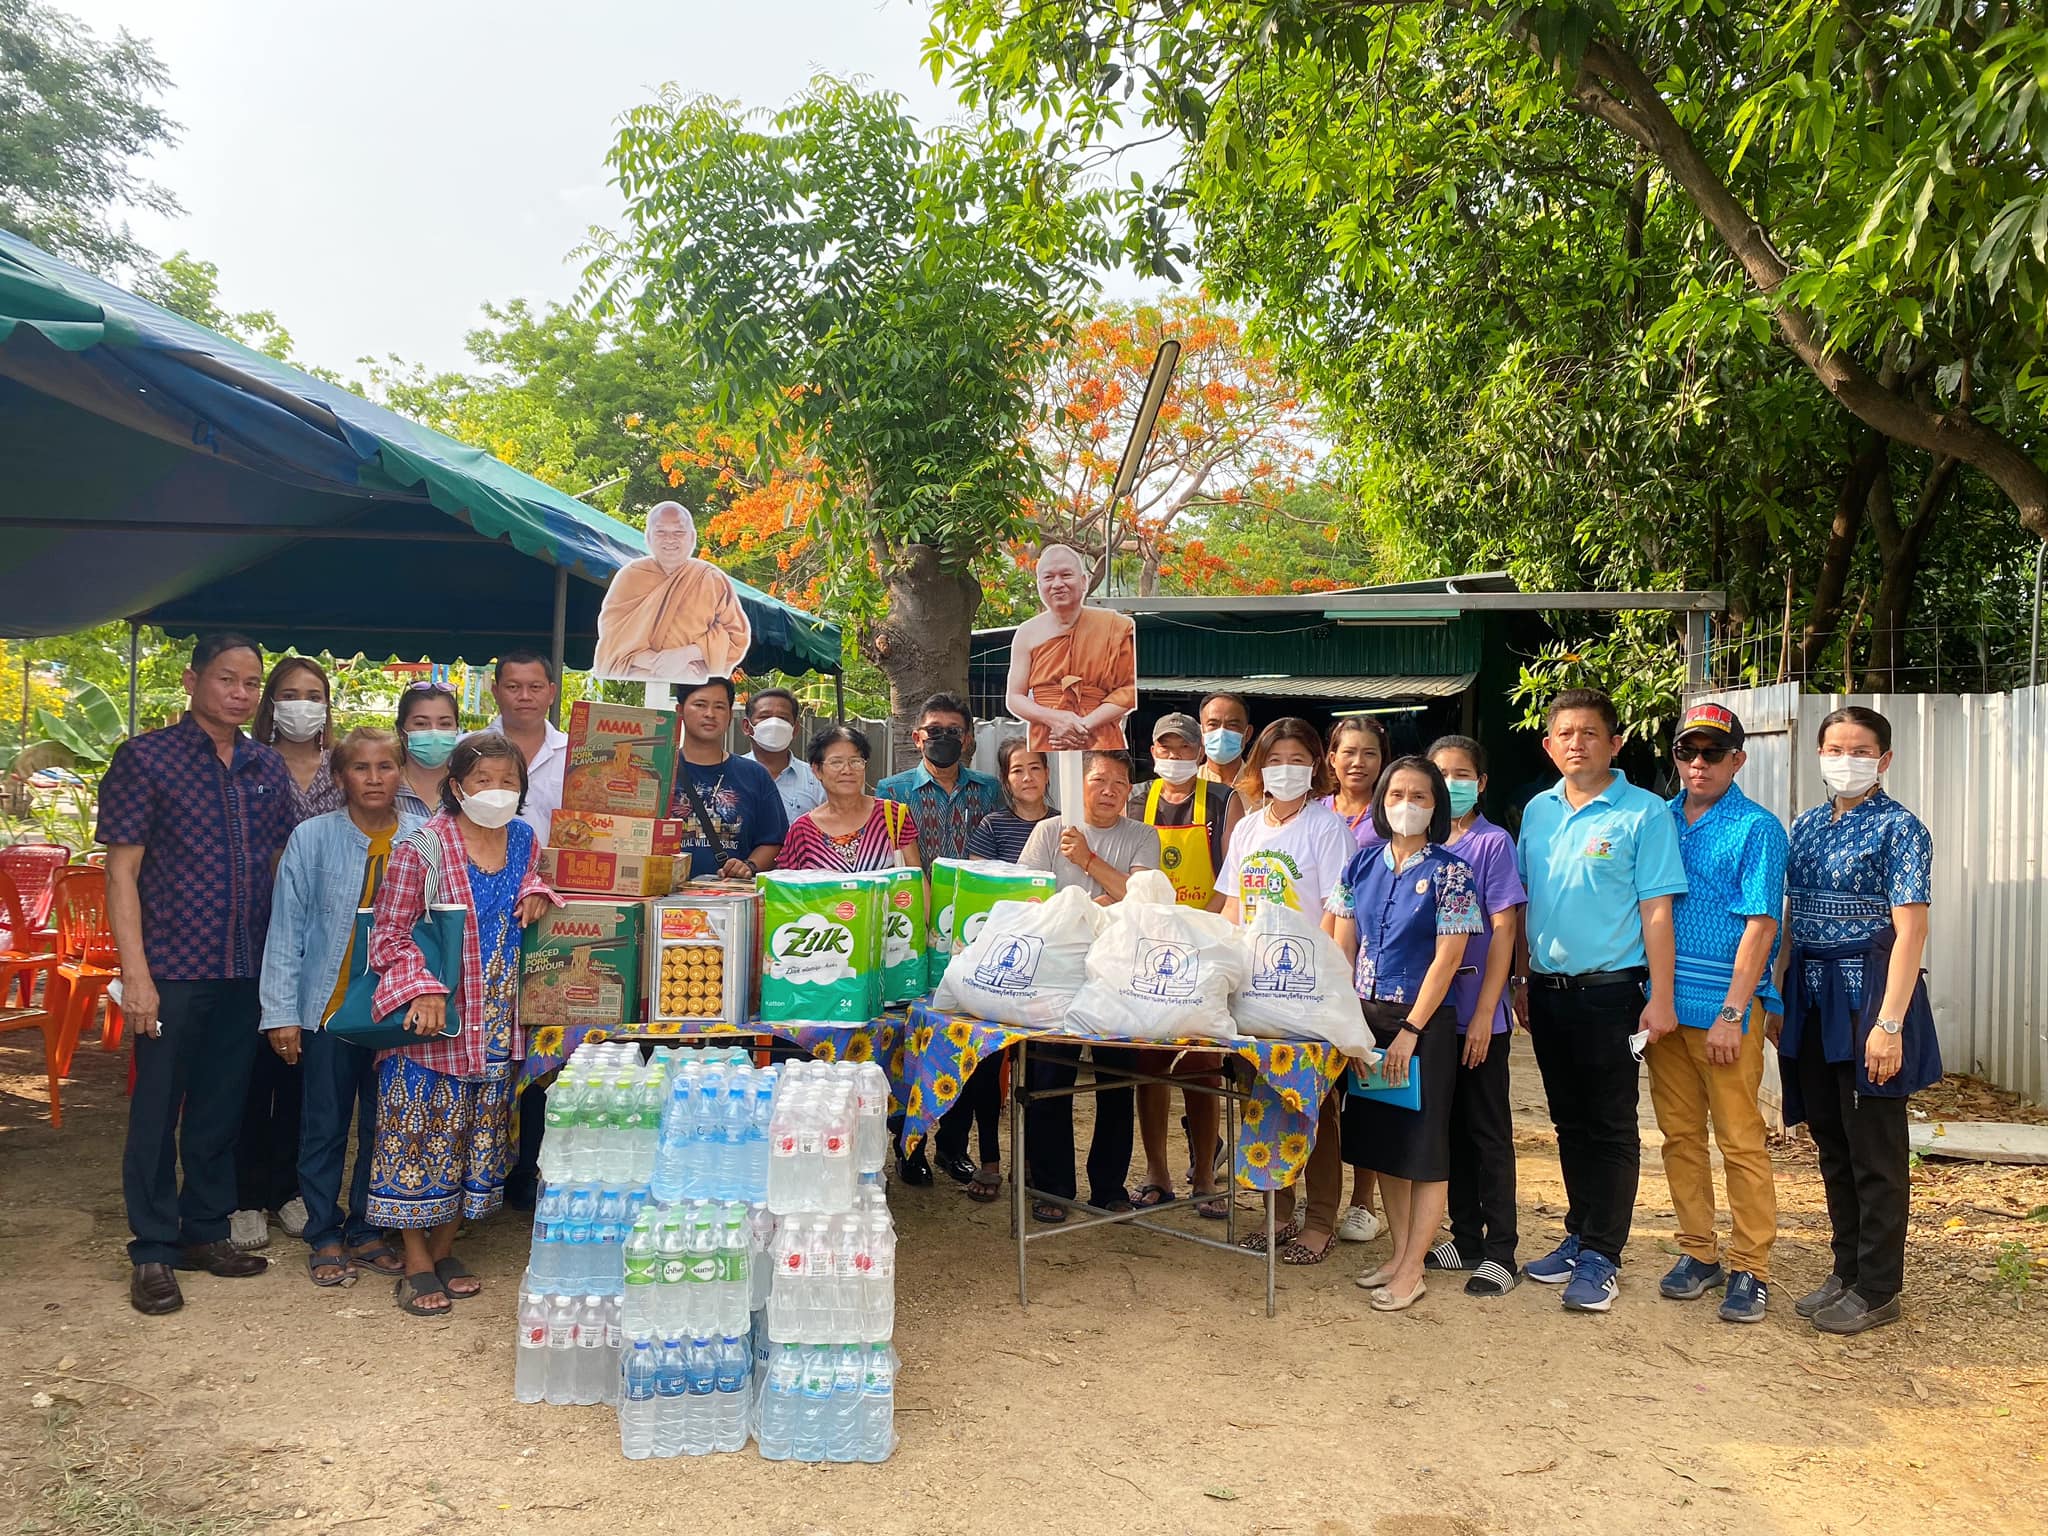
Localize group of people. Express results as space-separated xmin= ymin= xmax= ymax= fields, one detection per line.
xmin=95 ymin=635 xmax=1938 ymax=1337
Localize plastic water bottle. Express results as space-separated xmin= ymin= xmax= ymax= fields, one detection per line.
xmin=685 ymin=1207 xmax=720 ymax=1337
xmin=514 ymin=1292 xmax=548 ymax=1403
xmin=657 ymin=1212 xmax=689 ymax=1336
xmin=602 ymin=1296 xmax=624 ymax=1406
xmin=543 ymin=1293 xmax=578 ymax=1405
xmin=821 ymin=1095 xmax=854 ymax=1214
xmin=539 ymin=1074 xmax=578 ymax=1182
xmin=619 ymin=1335 xmax=658 ymax=1460
xmin=714 ymin=1335 xmax=750 ymax=1452
xmin=757 ymin=1343 xmax=801 ymax=1460
xmin=854 ymin=1063 xmax=888 ymax=1175
xmin=715 ymin=1083 xmax=749 ymax=1200
xmin=859 ymin=1344 xmax=896 ymax=1462
xmin=719 ymin=1205 xmax=751 ymax=1337
xmin=562 ymin=1185 xmax=596 ymax=1293
xmin=653 ymin=1337 xmax=687 ymax=1458
xmin=865 ymin=1212 xmax=896 ymax=1341
xmin=748 ymin=1205 xmax=776 ymax=1312
xmin=650 ymin=1071 xmax=693 ymax=1204
xmin=684 ymin=1068 xmax=723 ymax=1201
xmin=827 ymin=1342 xmax=863 ymax=1461
xmin=633 ymin=1074 xmax=665 ymax=1187
xmin=767 ymin=1093 xmax=802 ymax=1210
xmin=793 ymin=1343 xmax=833 ymax=1462
xmin=573 ymin=1295 xmax=610 ymax=1405
xmin=747 ymin=1083 xmax=775 ymax=1202
xmin=593 ymin=1185 xmax=627 ymax=1293
xmin=803 ymin=1218 xmax=835 ymax=1342
xmin=682 ymin=1336 xmax=717 ymax=1455
xmin=622 ymin=1209 xmax=659 ymax=1332
xmin=529 ymin=1185 xmax=564 ymax=1289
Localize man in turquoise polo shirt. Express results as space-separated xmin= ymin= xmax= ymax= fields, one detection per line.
xmin=1650 ymin=702 xmax=1787 ymax=1324
xmin=1514 ymin=687 xmax=1687 ymax=1313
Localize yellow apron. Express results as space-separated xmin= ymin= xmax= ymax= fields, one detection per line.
xmin=1145 ymin=776 xmax=1218 ymax=908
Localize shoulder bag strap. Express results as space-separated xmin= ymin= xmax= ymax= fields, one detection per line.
xmin=678 ymin=767 xmax=732 ymax=867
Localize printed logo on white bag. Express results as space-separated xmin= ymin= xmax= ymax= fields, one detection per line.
xmin=1250 ymin=934 xmax=1318 ymax=997
xmin=769 ymin=913 xmax=856 ymax=983
xmin=972 ymin=934 xmax=1045 ymax=994
xmin=1130 ymin=939 xmax=1198 ymax=999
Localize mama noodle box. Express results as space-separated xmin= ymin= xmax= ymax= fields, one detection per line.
xmin=537 ymin=845 xmax=684 ymax=898
xmin=758 ymin=869 xmax=883 ymax=1024
xmin=520 ymin=899 xmax=645 ymax=1030
xmin=549 ymin=807 xmax=688 ymax=859
xmin=562 ymin=700 xmax=677 ymax=818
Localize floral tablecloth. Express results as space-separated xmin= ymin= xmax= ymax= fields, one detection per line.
xmin=896 ymin=1003 xmax=1347 ymax=1193
xmin=519 ymin=1014 xmax=905 ymax=1103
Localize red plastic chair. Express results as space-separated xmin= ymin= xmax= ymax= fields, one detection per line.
xmin=0 ymin=996 xmax=68 ymax=1127
xmin=0 ymin=842 xmax=69 ymax=930
xmin=49 ymin=866 xmax=123 ymax=1071
xmin=0 ymin=869 xmax=58 ymax=1008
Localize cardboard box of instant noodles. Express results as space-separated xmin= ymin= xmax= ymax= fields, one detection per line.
xmin=519 ymin=899 xmax=648 ymax=1030
xmin=549 ymin=807 xmax=688 ymax=859
xmin=562 ymin=700 xmax=677 ymax=818
xmin=537 ymin=845 xmax=686 ymax=899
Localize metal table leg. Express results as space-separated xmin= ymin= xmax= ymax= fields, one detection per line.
xmin=1013 ymin=1036 xmax=1029 ymax=1307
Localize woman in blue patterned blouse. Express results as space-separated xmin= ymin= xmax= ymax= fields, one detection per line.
xmin=1776 ymin=706 xmax=1936 ymax=1337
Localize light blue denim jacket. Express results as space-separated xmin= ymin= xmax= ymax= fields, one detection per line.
xmin=260 ymin=808 xmax=425 ymax=1032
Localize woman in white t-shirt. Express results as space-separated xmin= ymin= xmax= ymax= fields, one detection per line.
xmin=1218 ymin=719 xmax=1356 ymax=1265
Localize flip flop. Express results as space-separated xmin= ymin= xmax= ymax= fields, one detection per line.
xmin=306 ymin=1245 xmax=355 ymax=1288
xmin=1194 ymin=1194 xmax=1230 ymax=1221
xmin=394 ymin=1272 xmax=451 ymax=1316
xmin=346 ymin=1239 xmax=403 ymax=1277
xmin=965 ymin=1174 xmax=1003 ymax=1204
xmin=1031 ymin=1201 xmax=1069 ymax=1225
xmin=433 ymin=1256 xmax=482 ymax=1299
xmin=1281 ymin=1234 xmax=1337 ymax=1266
xmin=1131 ymin=1182 xmax=1172 ymax=1209
xmin=1238 ymin=1219 xmax=1303 ymax=1253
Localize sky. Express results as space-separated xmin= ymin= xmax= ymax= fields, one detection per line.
xmin=60 ymin=0 xmax=1123 ymax=379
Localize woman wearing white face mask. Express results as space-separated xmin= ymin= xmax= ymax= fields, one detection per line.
xmin=1328 ymin=756 xmax=1482 ymax=1311
xmin=1217 ymin=719 xmax=1355 ymax=1264
xmin=255 ymin=656 xmax=344 ymax=824
xmin=365 ymin=731 xmax=561 ymax=1316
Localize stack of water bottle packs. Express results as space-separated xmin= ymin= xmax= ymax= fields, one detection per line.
xmin=513 ymin=1041 xmax=901 ymax=1464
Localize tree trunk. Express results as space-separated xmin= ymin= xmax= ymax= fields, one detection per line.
xmin=1862 ymin=454 xmax=1959 ymax=691
xmin=1793 ymin=431 xmax=1884 ymax=680
xmin=864 ymin=541 xmax=983 ymax=757
xmin=1138 ymin=544 xmax=1162 ymax=596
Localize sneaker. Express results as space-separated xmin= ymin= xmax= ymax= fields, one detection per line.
xmin=1793 ymin=1273 xmax=1847 ymax=1319
xmin=1811 ymin=1288 xmax=1901 ymax=1335
xmin=1522 ymin=1233 xmax=1581 ymax=1285
xmin=1560 ymin=1250 xmax=1619 ymax=1312
xmin=1719 ymin=1271 xmax=1768 ymax=1323
xmin=1336 ymin=1205 xmax=1381 ymax=1243
xmin=278 ymin=1196 xmax=309 ymax=1239
xmin=1424 ymin=1240 xmax=1476 ymax=1272
xmin=228 ymin=1209 xmax=271 ymax=1251
xmin=1658 ymin=1255 xmax=1726 ymax=1300
xmin=1465 ymin=1260 xmax=1519 ymax=1297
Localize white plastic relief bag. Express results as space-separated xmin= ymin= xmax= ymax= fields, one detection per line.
xmin=1229 ymin=897 xmax=1375 ymax=1057
xmin=933 ymin=886 xmax=1107 ymax=1029
xmin=1067 ymin=870 xmax=1247 ymax=1042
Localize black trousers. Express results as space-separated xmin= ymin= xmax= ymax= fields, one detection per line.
xmin=236 ymin=1039 xmax=302 ymax=1213
xmin=1527 ymin=981 xmax=1642 ymax=1264
xmin=124 ymin=979 xmax=261 ymax=1266
xmin=1447 ymin=1033 xmax=1518 ymax=1266
xmin=936 ymin=1053 xmax=1003 ymax=1166
xmin=1796 ymin=1024 xmax=1910 ymax=1304
xmin=1024 ymin=1044 xmax=1136 ymax=1207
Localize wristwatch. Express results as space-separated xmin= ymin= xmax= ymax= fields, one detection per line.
xmin=1877 ymin=1016 xmax=1904 ymax=1036
xmin=1716 ymin=1005 xmax=1743 ymax=1027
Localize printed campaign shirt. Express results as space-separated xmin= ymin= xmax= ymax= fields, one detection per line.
xmin=671 ymin=753 xmax=789 ymax=872
xmin=1217 ymin=800 xmax=1355 ymax=924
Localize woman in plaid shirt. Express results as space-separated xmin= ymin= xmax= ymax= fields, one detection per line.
xmin=366 ymin=733 xmax=559 ymax=1316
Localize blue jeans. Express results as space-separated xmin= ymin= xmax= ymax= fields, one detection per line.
xmin=297 ymin=1027 xmax=378 ymax=1251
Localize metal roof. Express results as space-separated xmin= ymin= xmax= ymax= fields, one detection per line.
xmin=1100 ymin=590 xmax=1725 ymax=615
xmin=1139 ymin=674 xmax=1477 ymax=702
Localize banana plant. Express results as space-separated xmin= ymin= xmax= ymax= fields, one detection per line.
xmin=32 ymin=681 xmax=128 ymax=768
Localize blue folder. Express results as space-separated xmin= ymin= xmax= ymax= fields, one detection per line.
xmin=1344 ymin=1057 xmax=1421 ymax=1112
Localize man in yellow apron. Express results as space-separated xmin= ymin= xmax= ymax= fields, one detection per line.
xmin=1127 ymin=714 xmax=1239 ymax=1217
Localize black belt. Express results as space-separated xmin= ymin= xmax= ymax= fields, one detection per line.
xmin=1529 ymin=967 xmax=1648 ymax=992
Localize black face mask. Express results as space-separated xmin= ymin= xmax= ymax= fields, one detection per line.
xmin=921 ymin=731 xmax=964 ymax=769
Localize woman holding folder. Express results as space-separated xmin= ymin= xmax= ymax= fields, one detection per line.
xmin=367 ymin=732 xmax=558 ymax=1316
xmin=1328 ymin=756 xmax=1481 ymax=1312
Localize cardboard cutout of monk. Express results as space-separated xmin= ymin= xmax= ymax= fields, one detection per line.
xmin=1005 ymin=543 xmax=1138 ymax=751
xmin=592 ymin=501 xmax=753 ymax=683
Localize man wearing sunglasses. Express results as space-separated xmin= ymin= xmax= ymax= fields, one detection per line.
xmin=1650 ymin=703 xmax=1788 ymax=1324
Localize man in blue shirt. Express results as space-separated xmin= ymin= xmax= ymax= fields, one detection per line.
xmin=1513 ymin=688 xmax=1688 ymax=1312
xmin=668 ymin=679 xmax=788 ymax=878
xmin=1649 ymin=703 xmax=1787 ymax=1324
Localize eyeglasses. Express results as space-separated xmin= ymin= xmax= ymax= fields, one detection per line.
xmin=921 ymin=726 xmax=963 ymax=741
xmin=818 ymin=756 xmax=866 ymax=773
xmin=1672 ymin=744 xmax=1732 ymax=764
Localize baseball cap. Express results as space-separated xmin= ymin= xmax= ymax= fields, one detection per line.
xmin=1676 ymin=702 xmax=1744 ymax=748
xmin=1152 ymin=712 xmax=1202 ymax=746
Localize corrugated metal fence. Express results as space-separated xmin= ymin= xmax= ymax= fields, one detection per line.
xmin=1692 ymin=683 xmax=2048 ymax=1101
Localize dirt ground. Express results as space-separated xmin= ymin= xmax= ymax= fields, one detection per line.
xmin=3 ymin=1030 xmax=2045 ymax=1536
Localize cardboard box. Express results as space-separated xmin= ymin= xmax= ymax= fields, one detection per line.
xmin=549 ymin=807 xmax=688 ymax=858
xmin=562 ymin=700 xmax=677 ymax=817
xmin=538 ymin=845 xmax=686 ymax=898
xmin=520 ymin=899 xmax=646 ymax=1030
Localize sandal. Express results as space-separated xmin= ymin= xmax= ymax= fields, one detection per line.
xmin=1131 ymin=1182 xmax=1171 ymax=1209
xmin=1031 ymin=1200 xmax=1069 ymax=1225
xmin=1238 ymin=1218 xmax=1303 ymax=1253
xmin=1281 ymin=1233 xmax=1338 ymax=1266
xmin=394 ymin=1272 xmax=450 ymax=1316
xmin=1194 ymin=1194 xmax=1229 ymax=1221
xmin=965 ymin=1174 xmax=1002 ymax=1204
xmin=306 ymin=1245 xmax=355 ymax=1288
xmin=1370 ymin=1279 xmax=1428 ymax=1312
xmin=346 ymin=1239 xmax=403 ymax=1277
xmin=433 ymin=1255 xmax=482 ymax=1299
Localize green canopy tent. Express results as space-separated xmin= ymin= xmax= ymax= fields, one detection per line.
xmin=0 ymin=230 xmax=842 ymax=718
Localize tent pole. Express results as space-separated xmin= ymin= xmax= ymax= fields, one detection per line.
xmin=549 ymin=566 xmax=568 ymax=726
xmin=126 ymin=621 xmax=139 ymax=737
xmin=833 ymin=672 xmax=845 ymax=723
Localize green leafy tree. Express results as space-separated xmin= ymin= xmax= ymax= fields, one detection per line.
xmin=582 ymin=76 xmax=1111 ymax=741
xmin=135 ymin=250 xmax=298 ymax=359
xmin=0 ymin=0 xmax=178 ymax=271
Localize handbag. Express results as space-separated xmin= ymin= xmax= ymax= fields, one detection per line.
xmin=326 ymin=828 xmax=466 ymax=1051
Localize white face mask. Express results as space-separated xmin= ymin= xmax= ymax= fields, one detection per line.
xmin=750 ymin=716 xmax=795 ymax=753
xmin=272 ymin=699 xmax=327 ymax=742
xmin=1154 ymin=756 xmax=1199 ymax=785
xmin=1262 ymin=763 xmax=1313 ymax=802
xmin=1385 ymin=801 xmax=1432 ymax=838
xmin=460 ymin=787 xmax=522 ymax=829
xmin=1818 ymin=754 xmax=1882 ymax=798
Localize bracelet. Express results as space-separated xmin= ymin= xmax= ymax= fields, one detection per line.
xmin=1399 ymin=1021 xmax=1425 ymax=1038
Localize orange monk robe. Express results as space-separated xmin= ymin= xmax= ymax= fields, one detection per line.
xmin=592 ymin=558 xmax=752 ymax=679
xmin=1023 ymin=605 xmax=1138 ymax=750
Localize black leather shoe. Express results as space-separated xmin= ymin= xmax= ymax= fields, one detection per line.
xmin=130 ymin=1263 xmax=183 ymax=1315
xmin=1793 ymin=1273 xmax=1847 ymax=1318
xmin=897 ymin=1146 xmax=934 ymax=1186
xmin=1812 ymin=1289 xmax=1901 ymax=1335
xmin=178 ymin=1239 xmax=269 ymax=1278
xmin=936 ymin=1150 xmax=979 ymax=1185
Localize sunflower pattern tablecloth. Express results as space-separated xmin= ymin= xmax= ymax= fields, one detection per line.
xmin=897 ymin=1003 xmax=1347 ymax=1192
xmin=519 ymin=1015 xmax=905 ymax=1104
